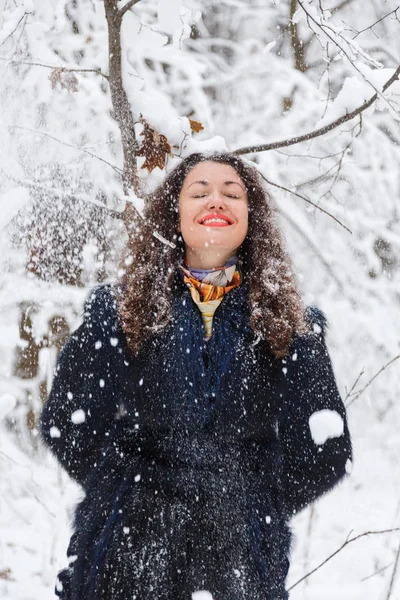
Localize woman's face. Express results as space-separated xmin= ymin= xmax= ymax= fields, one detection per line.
xmin=178 ymin=161 xmax=249 ymax=264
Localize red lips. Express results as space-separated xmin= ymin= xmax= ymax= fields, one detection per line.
xmin=199 ymin=213 xmax=234 ymax=226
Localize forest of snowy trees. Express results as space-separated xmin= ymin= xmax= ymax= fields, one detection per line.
xmin=0 ymin=0 xmax=399 ymax=598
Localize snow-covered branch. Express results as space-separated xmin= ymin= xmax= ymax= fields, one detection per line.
xmin=234 ymin=64 xmax=400 ymax=155
xmin=119 ymin=0 xmax=142 ymax=17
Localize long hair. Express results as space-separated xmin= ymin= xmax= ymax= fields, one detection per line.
xmin=116 ymin=152 xmax=307 ymax=358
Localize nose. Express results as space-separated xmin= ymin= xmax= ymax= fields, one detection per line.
xmin=206 ymin=192 xmax=227 ymax=211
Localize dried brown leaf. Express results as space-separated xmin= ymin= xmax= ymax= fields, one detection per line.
xmin=48 ymin=68 xmax=79 ymax=93
xmin=189 ymin=118 xmax=204 ymax=133
xmin=137 ymin=118 xmax=173 ymax=173
xmin=0 ymin=568 xmax=12 ymax=581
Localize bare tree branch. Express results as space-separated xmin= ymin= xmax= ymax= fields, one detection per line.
xmin=0 ymin=56 xmax=109 ymax=80
xmin=346 ymin=354 xmax=400 ymax=408
xmin=279 ymin=207 xmax=344 ymax=291
xmin=360 ymin=561 xmax=394 ymax=583
xmin=330 ymin=0 xmax=356 ymax=14
xmin=0 ymin=168 xmax=121 ymax=218
xmin=0 ymin=12 xmax=29 ymax=50
xmin=119 ymin=0 xmax=142 ymax=17
xmin=289 ymin=528 xmax=400 ymax=590
xmin=7 ymin=125 xmax=122 ymax=175
xmin=386 ymin=538 xmax=400 ymax=599
xmin=351 ymin=7 xmax=400 ymax=40
xmin=233 ymin=64 xmax=400 ymax=156
xmin=345 ymin=366 xmax=365 ymax=402
xmin=258 ymin=172 xmax=352 ymax=233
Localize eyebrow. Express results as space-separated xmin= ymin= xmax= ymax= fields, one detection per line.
xmin=187 ymin=180 xmax=245 ymax=191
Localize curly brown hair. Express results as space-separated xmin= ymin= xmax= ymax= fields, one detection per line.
xmin=116 ymin=152 xmax=308 ymax=358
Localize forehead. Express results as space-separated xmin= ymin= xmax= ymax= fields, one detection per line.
xmin=182 ymin=161 xmax=244 ymax=186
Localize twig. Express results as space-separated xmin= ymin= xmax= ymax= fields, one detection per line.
xmin=7 ymin=125 xmax=122 ymax=175
xmin=352 ymin=7 xmax=400 ymax=40
xmin=0 ymin=12 xmax=29 ymax=50
xmin=386 ymin=538 xmax=400 ymax=599
xmin=279 ymin=208 xmax=344 ymax=292
xmin=360 ymin=561 xmax=394 ymax=583
xmin=345 ymin=367 xmax=365 ymax=402
xmin=297 ymin=0 xmax=400 ymax=118
xmin=0 ymin=57 xmax=109 ymax=80
xmin=346 ymin=354 xmax=400 ymax=408
xmin=0 ymin=168 xmax=121 ymax=217
xmin=288 ymin=528 xmax=400 ymax=590
xmin=258 ymin=172 xmax=352 ymax=233
xmin=330 ymin=0 xmax=356 ymax=13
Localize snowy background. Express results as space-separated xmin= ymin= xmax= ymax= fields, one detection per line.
xmin=0 ymin=0 xmax=399 ymax=598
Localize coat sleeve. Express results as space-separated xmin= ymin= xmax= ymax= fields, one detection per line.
xmin=278 ymin=307 xmax=353 ymax=517
xmin=39 ymin=283 xmax=123 ymax=487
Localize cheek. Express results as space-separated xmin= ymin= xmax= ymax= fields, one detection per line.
xmin=179 ymin=201 xmax=201 ymax=227
xmin=236 ymin=205 xmax=249 ymax=229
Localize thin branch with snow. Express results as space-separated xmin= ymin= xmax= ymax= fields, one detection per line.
xmin=233 ymin=64 xmax=400 ymax=156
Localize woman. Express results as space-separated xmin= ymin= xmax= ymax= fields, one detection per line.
xmin=40 ymin=152 xmax=353 ymax=600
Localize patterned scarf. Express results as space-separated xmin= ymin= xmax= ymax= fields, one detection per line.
xmin=178 ymin=256 xmax=241 ymax=340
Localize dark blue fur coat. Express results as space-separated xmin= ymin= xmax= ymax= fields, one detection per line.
xmin=40 ymin=278 xmax=352 ymax=600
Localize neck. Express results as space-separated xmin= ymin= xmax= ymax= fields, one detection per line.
xmin=184 ymin=248 xmax=236 ymax=270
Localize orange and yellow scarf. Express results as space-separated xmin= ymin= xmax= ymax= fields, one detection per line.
xmin=178 ymin=261 xmax=241 ymax=340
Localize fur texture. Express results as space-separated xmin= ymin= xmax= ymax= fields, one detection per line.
xmin=40 ymin=279 xmax=352 ymax=600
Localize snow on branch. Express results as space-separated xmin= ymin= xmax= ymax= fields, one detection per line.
xmin=234 ymin=64 xmax=400 ymax=156
xmin=119 ymin=0 xmax=142 ymax=17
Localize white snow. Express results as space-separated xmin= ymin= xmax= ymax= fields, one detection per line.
xmin=345 ymin=459 xmax=353 ymax=474
xmin=192 ymin=592 xmax=214 ymax=600
xmin=49 ymin=426 xmax=61 ymax=438
xmin=0 ymin=188 xmax=31 ymax=232
xmin=158 ymin=0 xmax=182 ymax=36
xmin=309 ymin=409 xmax=344 ymax=446
xmin=71 ymin=409 xmax=86 ymax=424
xmin=0 ymin=393 xmax=16 ymax=420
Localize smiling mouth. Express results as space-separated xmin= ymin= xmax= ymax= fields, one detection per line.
xmin=199 ymin=216 xmax=233 ymax=227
